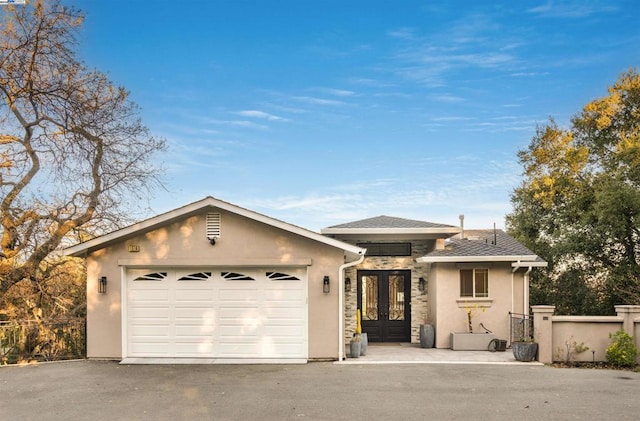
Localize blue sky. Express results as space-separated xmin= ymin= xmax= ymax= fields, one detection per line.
xmin=70 ymin=0 xmax=638 ymax=231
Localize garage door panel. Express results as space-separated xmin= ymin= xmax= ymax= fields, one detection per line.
xmin=174 ymin=306 xmax=217 ymax=318
xmin=217 ymin=325 xmax=261 ymax=336
xmin=175 ymin=324 xmax=216 ymax=336
xmin=264 ymin=290 xmax=303 ymax=302
xmin=129 ymin=289 xmax=169 ymax=301
xmin=263 ymin=316 xmax=305 ymax=326
xmin=218 ymin=342 xmax=305 ymax=358
xmin=127 ymin=267 xmax=307 ymax=360
xmin=175 ymin=289 xmax=214 ymax=301
xmin=129 ymin=306 xmax=170 ymax=319
xmin=264 ymin=305 xmax=302 ymax=319
xmin=130 ymin=342 xmax=170 ymax=356
xmin=175 ymin=343 xmax=215 ymax=356
xmin=262 ymin=325 xmax=305 ymax=337
xmin=219 ymin=289 xmax=258 ymax=302
xmin=218 ymin=306 xmax=260 ymax=318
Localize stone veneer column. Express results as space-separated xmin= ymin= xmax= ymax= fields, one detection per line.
xmin=340 ymin=240 xmax=432 ymax=344
xmin=532 ymin=305 xmax=555 ymax=364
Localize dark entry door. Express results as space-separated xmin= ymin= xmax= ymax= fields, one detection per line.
xmin=358 ymin=270 xmax=411 ymax=342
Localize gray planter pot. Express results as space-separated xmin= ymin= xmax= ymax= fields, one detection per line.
xmin=349 ymin=341 xmax=361 ymax=358
xmin=360 ymin=333 xmax=368 ymax=356
xmin=512 ymin=342 xmax=538 ymax=362
xmin=419 ymin=324 xmax=435 ymax=348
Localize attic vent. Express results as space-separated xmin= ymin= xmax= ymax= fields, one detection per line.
xmin=206 ymin=212 xmax=221 ymax=239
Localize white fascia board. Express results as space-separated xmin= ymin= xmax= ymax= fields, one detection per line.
xmin=512 ymin=261 xmax=548 ymax=268
xmin=416 ymin=255 xmax=541 ymax=263
xmin=64 ymin=196 xmax=365 ymax=258
xmin=320 ymin=227 xmax=461 ymax=235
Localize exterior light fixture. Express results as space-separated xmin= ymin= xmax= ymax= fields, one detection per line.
xmin=418 ymin=277 xmax=426 ymax=292
xmin=323 ymin=276 xmax=330 ymax=294
xmin=99 ymin=276 xmax=107 ymax=294
xmin=344 ymin=277 xmax=351 ymax=292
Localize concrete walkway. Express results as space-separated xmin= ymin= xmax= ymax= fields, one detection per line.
xmin=339 ymin=343 xmax=543 ymax=365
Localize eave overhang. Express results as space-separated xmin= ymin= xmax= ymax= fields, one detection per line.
xmin=416 ymin=255 xmax=546 ymax=264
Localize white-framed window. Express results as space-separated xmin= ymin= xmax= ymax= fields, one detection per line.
xmin=460 ymin=268 xmax=488 ymax=298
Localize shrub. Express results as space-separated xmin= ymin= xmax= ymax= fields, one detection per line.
xmin=606 ymin=330 xmax=639 ymax=368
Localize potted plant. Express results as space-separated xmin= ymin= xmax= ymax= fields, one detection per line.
xmin=512 ymin=337 xmax=538 ymax=362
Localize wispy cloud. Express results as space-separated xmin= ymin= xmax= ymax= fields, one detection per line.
xmin=314 ymin=87 xmax=356 ymax=97
xmin=202 ymin=118 xmax=268 ymax=130
xmin=292 ymin=96 xmax=347 ymax=106
xmin=510 ymin=71 xmax=550 ymax=77
xmin=236 ymin=110 xmax=288 ymax=122
xmin=387 ymin=27 xmax=419 ymax=40
xmin=430 ymin=116 xmax=475 ymax=122
xmin=527 ymin=1 xmax=618 ymax=18
xmin=348 ymin=77 xmax=396 ymax=88
xmin=432 ymin=94 xmax=466 ymax=103
xmin=383 ymin=13 xmax=523 ymax=87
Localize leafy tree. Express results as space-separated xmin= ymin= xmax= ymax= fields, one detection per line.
xmin=0 ymin=1 xmax=165 ymax=298
xmin=507 ymin=70 xmax=640 ymax=314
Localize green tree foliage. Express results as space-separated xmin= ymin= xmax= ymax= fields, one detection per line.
xmin=507 ymin=70 xmax=640 ymax=314
xmin=0 ymin=1 xmax=165 ymax=299
xmin=606 ymin=330 xmax=638 ymax=368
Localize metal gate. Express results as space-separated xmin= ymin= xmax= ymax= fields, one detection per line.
xmin=509 ymin=312 xmax=533 ymax=345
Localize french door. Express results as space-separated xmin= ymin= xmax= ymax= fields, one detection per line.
xmin=357 ymin=270 xmax=411 ymax=342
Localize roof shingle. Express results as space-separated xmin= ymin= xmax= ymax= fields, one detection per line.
xmin=325 ymin=215 xmax=457 ymax=230
xmin=425 ymin=229 xmax=540 ymax=259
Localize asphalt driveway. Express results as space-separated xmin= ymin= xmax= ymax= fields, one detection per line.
xmin=1 ymin=360 xmax=638 ymax=420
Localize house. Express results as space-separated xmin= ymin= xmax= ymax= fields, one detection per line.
xmin=64 ymin=196 xmax=545 ymax=363
xmin=322 ymin=217 xmax=546 ymax=349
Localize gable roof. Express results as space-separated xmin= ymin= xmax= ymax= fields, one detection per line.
xmin=416 ymin=229 xmax=546 ymax=265
xmin=63 ymin=196 xmax=365 ymax=259
xmin=321 ymin=215 xmax=460 ymax=235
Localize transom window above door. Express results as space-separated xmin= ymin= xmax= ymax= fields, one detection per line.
xmin=356 ymin=242 xmax=411 ymax=256
xmin=460 ymin=268 xmax=488 ymax=298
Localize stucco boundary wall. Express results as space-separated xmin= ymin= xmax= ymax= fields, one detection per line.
xmin=532 ymin=305 xmax=640 ymax=364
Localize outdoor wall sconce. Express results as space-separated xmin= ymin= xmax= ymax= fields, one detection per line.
xmin=344 ymin=277 xmax=351 ymax=292
xmin=98 ymin=276 xmax=107 ymax=294
xmin=323 ymin=276 xmax=330 ymax=294
xmin=418 ymin=277 xmax=426 ymax=293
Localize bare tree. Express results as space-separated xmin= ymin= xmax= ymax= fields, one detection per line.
xmin=0 ymin=1 xmax=166 ymax=296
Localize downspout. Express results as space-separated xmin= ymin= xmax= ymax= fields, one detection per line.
xmin=524 ymin=266 xmax=532 ymax=314
xmin=511 ymin=270 xmax=514 ymax=314
xmin=512 ymin=263 xmax=520 ymax=315
xmin=338 ymin=252 xmax=366 ymax=361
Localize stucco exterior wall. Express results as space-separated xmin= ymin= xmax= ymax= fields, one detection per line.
xmin=551 ymin=319 xmax=622 ymax=362
xmin=533 ymin=305 xmax=640 ymax=364
xmin=431 ymin=262 xmax=523 ymax=348
xmin=85 ymin=208 xmax=345 ymax=360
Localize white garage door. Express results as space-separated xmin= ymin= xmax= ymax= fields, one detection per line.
xmin=125 ymin=268 xmax=308 ymax=361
